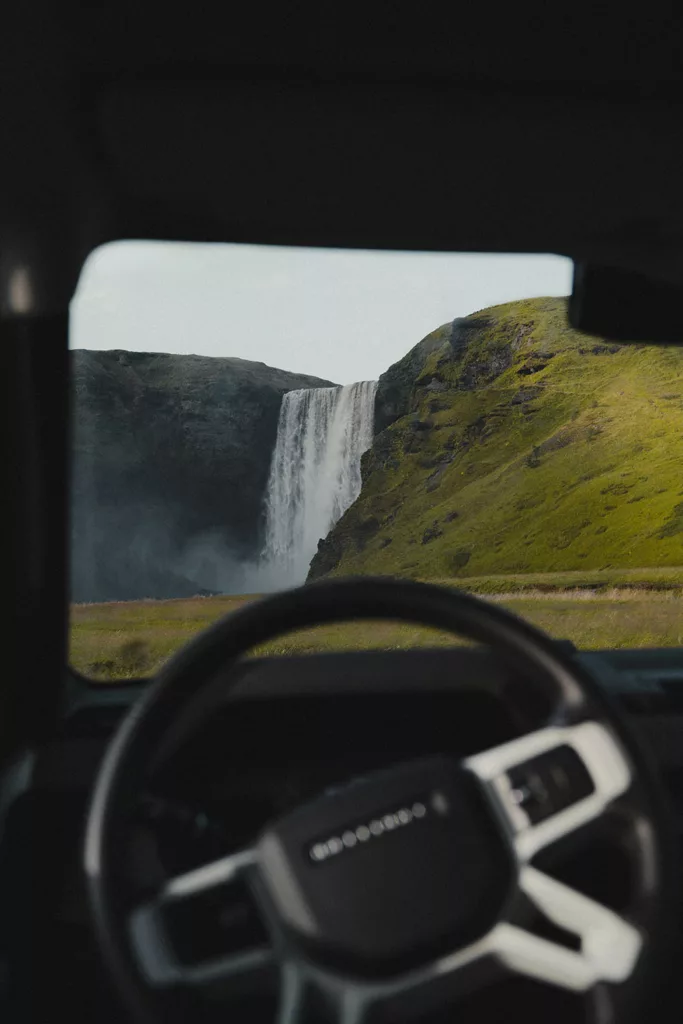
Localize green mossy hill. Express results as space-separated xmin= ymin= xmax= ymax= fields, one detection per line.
xmin=309 ymin=297 xmax=683 ymax=580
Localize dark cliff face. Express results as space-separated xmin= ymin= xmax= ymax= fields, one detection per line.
xmin=373 ymin=323 xmax=453 ymax=435
xmin=71 ymin=350 xmax=333 ymax=602
xmin=372 ymin=317 xmax=499 ymax=435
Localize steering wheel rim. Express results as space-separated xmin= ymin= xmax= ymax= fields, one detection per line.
xmin=84 ymin=577 xmax=677 ymax=1024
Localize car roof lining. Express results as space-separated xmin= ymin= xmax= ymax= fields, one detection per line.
xmin=2 ymin=6 xmax=683 ymax=314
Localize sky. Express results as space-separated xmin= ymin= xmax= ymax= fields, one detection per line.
xmin=70 ymin=242 xmax=573 ymax=384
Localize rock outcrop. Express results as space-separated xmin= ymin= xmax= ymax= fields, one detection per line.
xmin=71 ymin=350 xmax=333 ymax=601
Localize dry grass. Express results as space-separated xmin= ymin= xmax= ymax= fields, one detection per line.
xmin=487 ymin=586 xmax=683 ymax=602
xmin=69 ymin=574 xmax=683 ymax=681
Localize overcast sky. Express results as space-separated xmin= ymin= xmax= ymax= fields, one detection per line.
xmin=70 ymin=242 xmax=572 ymax=384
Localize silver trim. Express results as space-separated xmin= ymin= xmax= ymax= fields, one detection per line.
xmin=277 ymin=962 xmax=305 ymax=1024
xmin=465 ymin=720 xmax=632 ymax=859
xmin=517 ymin=866 xmax=641 ymax=985
xmin=129 ymin=847 xmax=272 ymax=989
xmin=130 ymin=901 xmax=273 ymax=987
xmin=164 ymin=847 xmax=257 ymax=898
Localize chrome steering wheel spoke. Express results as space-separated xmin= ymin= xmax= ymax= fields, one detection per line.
xmin=465 ymin=720 xmax=632 ymax=860
xmin=128 ymin=848 xmax=275 ymax=996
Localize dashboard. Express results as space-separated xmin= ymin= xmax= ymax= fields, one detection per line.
xmin=136 ymin=687 xmax=521 ymax=877
xmin=4 ymin=645 xmax=683 ymax=1022
xmin=44 ymin=646 xmax=683 ymax=879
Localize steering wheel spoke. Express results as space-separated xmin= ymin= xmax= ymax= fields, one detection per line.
xmin=129 ymin=847 xmax=276 ymax=996
xmin=274 ymin=943 xmax=508 ymax=1024
xmin=510 ymin=866 xmax=642 ymax=987
xmin=466 ymin=720 xmax=632 ymax=860
xmin=298 ymin=873 xmax=641 ymax=1021
xmin=271 ymin=870 xmax=643 ymax=1024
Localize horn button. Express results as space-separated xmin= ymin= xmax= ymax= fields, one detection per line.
xmin=257 ymin=757 xmax=514 ymax=974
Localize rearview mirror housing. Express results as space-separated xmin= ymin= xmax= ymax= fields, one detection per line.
xmin=569 ymin=263 xmax=683 ymax=343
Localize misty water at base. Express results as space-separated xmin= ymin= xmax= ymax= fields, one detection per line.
xmin=71 ymin=514 xmax=292 ymax=602
xmin=261 ymin=380 xmax=379 ymax=587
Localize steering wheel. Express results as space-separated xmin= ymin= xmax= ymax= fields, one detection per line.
xmin=85 ymin=579 xmax=676 ymax=1024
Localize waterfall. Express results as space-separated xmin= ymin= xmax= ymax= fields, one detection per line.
xmin=262 ymin=380 xmax=378 ymax=584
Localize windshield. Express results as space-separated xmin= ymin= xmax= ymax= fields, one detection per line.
xmin=69 ymin=243 xmax=683 ymax=680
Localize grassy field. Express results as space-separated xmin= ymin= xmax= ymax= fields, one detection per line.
xmin=69 ymin=569 xmax=683 ymax=681
xmin=436 ymin=565 xmax=683 ymax=594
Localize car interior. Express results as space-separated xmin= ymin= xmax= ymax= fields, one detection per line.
xmin=3 ymin=6 xmax=683 ymax=1024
